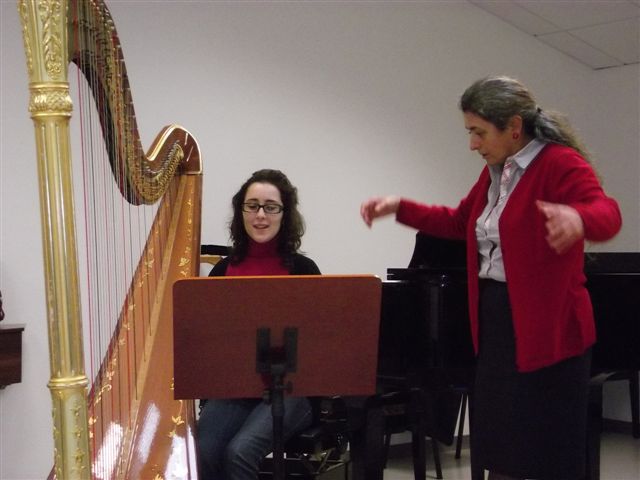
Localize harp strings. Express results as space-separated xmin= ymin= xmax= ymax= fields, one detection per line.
xmin=73 ymin=0 xmax=114 ymax=468
xmin=68 ymin=0 xmax=168 ymax=472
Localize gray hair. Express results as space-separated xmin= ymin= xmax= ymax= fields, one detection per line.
xmin=459 ymin=76 xmax=591 ymax=162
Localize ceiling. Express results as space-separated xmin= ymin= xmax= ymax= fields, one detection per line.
xmin=468 ymin=0 xmax=640 ymax=70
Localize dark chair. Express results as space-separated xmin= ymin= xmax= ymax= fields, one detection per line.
xmin=380 ymin=389 xmax=443 ymax=480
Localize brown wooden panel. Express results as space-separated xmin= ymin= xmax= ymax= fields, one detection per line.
xmin=0 ymin=324 xmax=25 ymax=387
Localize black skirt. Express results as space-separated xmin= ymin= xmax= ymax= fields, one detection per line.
xmin=471 ymin=280 xmax=591 ymax=479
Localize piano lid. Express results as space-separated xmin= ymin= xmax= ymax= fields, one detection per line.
xmin=584 ymin=251 xmax=640 ymax=275
xmin=408 ymin=233 xmax=466 ymax=270
xmin=388 ymin=234 xmax=466 ymax=281
xmin=397 ymin=235 xmax=640 ymax=277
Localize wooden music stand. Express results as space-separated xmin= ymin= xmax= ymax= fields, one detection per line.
xmin=173 ymin=274 xmax=382 ymax=480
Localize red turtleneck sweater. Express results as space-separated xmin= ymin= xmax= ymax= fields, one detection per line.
xmin=225 ymin=239 xmax=289 ymax=276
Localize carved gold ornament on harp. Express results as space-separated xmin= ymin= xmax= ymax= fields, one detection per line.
xmin=18 ymin=0 xmax=203 ymax=478
xmin=67 ymin=0 xmax=199 ymax=204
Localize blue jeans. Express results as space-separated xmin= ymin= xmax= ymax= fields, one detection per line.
xmin=197 ymin=397 xmax=313 ymax=480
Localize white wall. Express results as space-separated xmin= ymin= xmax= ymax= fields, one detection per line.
xmin=1 ymin=1 xmax=638 ymax=478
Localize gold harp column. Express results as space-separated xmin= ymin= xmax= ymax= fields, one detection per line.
xmin=18 ymin=1 xmax=91 ymax=479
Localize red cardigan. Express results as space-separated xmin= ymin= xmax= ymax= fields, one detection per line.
xmin=397 ymin=144 xmax=622 ymax=372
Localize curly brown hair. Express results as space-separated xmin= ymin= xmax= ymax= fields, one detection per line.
xmin=228 ymin=169 xmax=305 ymax=265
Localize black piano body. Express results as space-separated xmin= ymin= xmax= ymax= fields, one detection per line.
xmin=379 ymin=235 xmax=475 ymax=446
xmin=382 ymin=234 xmax=472 ymax=377
xmin=347 ymin=235 xmax=476 ymax=480
xmin=380 ymin=234 xmax=640 ymax=387
xmin=583 ymin=252 xmax=640 ymax=479
xmin=585 ymin=252 xmax=640 ymax=373
xmin=367 ymin=235 xmax=639 ymax=480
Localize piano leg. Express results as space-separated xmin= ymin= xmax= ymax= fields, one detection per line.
xmin=430 ymin=439 xmax=443 ymax=479
xmin=468 ymin=393 xmax=485 ymax=480
xmin=350 ymin=396 xmax=385 ymax=480
xmin=414 ymin=388 xmax=444 ymax=480
xmin=410 ymin=426 xmax=426 ymax=480
xmin=630 ymin=371 xmax=639 ymax=439
xmin=585 ymin=374 xmax=610 ymax=480
xmin=409 ymin=388 xmax=426 ymax=480
xmin=455 ymin=392 xmax=468 ymax=459
xmin=470 ymin=458 xmax=485 ymax=480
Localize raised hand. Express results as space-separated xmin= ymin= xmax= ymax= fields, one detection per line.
xmin=360 ymin=196 xmax=401 ymax=227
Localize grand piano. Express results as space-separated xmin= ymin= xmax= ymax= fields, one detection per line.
xmin=364 ymin=234 xmax=475 ymax=480
xmin=359 ymin=233 xmax=639 ymax=480
xmin=379 ymin=234 xmax=474 ymax=447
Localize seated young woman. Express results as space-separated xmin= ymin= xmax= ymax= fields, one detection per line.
xmin=197 ymin=168 xmax=320 ymax=480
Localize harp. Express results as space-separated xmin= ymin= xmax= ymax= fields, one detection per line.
xmin=17 ymin=1 xmax=201 ymax=478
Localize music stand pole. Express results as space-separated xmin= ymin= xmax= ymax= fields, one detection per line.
xmin=269 ymin=366 xmax=286 ymax=480
xmin=257 ymin=327 xmax=298 ymax=480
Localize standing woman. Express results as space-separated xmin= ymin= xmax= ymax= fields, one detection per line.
xmin=198 ymin=169 xmax=320 ymax=480
xmin=360 ymin=76 xmax=622 ymax=480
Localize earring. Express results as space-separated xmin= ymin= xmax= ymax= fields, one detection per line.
xmin=513 ymin=132 xmax=520 ymax=140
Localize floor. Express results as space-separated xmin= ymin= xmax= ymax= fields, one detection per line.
xmin=384 ymin=431 xmax=640 ymax=480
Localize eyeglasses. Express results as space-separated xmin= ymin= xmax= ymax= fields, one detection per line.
xmin=242 ymin=202 xmax=284 ymax=215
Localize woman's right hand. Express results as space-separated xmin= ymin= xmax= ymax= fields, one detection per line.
xmin=360 ymin=196 xmax=401 ymax=227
